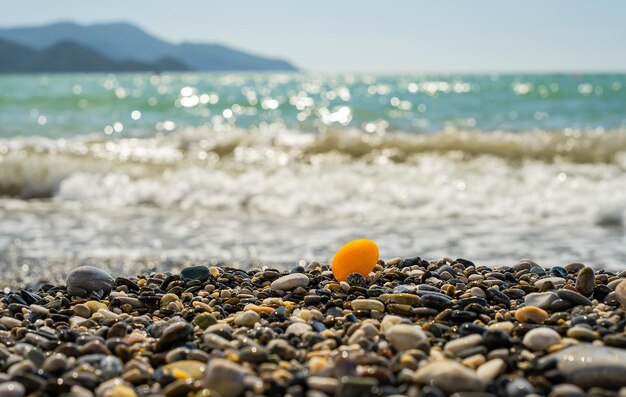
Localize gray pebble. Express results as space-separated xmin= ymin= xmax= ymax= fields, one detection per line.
xmin=66 ymin=266 xmax=114 ymax=298
xmin=270 ymin=273 xmax=309 ymax=291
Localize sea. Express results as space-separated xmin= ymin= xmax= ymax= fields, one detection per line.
xmin=1 ymin=72 xmax=625 ymax=280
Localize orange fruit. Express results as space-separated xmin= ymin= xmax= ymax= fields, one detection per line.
xmin=331 ymin=239 xmax=379 ymax=282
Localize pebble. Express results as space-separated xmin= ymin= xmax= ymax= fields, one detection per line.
xmin=156 ymin=322 xmax=193 ymax=351
xmin=234 ymin=310 xmax=261 ymax=328
xmin=534 ymin=277 xmax=566 ymax=288
xmin=307 ymin=376 xmax=339 ymax=394
xmin=515 ymin=306 xmax=548 ymax=323
xmin=556 ymin=345 xmax=626 ymax=388
xmin=524 ymin=292 xmax=558 ymax=310
xmin=331 ymin=239 xmax=379 ymax=282
xmin=66 ymin=266 xmax=115 ymax=298
xmin=270 ymin=273 xmax=309 ymax=291
xmin=202 ymin=358 xmax=247 ymax=397
xmin=72 ymin=303 xmax=92 ymax=318
xmin=0 ymin=382 xmax=25 ymax=397
xmin=548 ymin=384 xmax=586 ymax=397
xmin=522 ymin=327 xmax=561 ymax=351
xmin=575 ymin=267 xmax=595 ymax=297
xmin=337 ymin=376 xmax=379 ymax=397
xmin=180 ymin=265 xmax=210 ymax=281
xmin=616 ymin=279 xmax=626 ymax=308
xmin=384 ymin=324 xmax=428 ymax=351
xmin=556 ymin=289 xmax=592 ymax=306
xmin=476 ymin=358 xmax=506 ymax=382
xmin=413 ymin=360 xmax=485 ymax=393
xmin=506 ymin=378 xmax=535 ymax=397
xmin=162 ymin=360 xmax=206 ymax=380
xmin=193 ymin=313 xmax=217 ymax=329
xmin=351 ymin=299 xmax=385 ymax=312
xmin=444 ymin=334 xmax=483 ymax=355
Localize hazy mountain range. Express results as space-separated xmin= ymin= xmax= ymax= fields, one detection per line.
xmin=0 ymin=22 xmax=298 ymax=73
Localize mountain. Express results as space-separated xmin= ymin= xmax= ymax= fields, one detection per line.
xmin=0 ymin=38 xmax=189 ymax=73
xmin=0 ymin=21 xmax=298 ymax=71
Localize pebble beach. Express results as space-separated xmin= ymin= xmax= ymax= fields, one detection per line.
xmin=0 ymin=256 xmax=625 ymax=397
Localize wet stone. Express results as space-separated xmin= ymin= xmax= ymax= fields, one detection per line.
xmin=515 ymin=306 xmax=548 ymax=323
xmin=270 ymin=273 xmax=309 ymax=291
xmin=575 ymin=267 xmax=595 ymax=297
xmin=156 ymin=322 xmax=193 ymax=351
xmin=180 ymin=265 xmax=210 ymax=282
xmin=66 ymin=266 xmax=115 ymax=298
xmin=524 ymin=292 xmax=558 ymax=310
xmin=556 ymin=345 xmax=626 ymax=389
xmin=350 ymin=299 xmax=384 ymax=312
xmin=556 ymin=289 xmax=592 ymax=306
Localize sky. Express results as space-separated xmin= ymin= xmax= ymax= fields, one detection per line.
xmin=3 ymin=1 xmax=626 ymax=73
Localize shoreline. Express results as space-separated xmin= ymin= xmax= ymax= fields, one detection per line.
xmin=0 ymin=257 xmax=625 ymax=396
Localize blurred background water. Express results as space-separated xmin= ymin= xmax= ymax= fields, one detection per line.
xmin=1 ymin=72 xmax=625 ymax=272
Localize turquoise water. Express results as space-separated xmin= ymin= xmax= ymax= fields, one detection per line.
xmin=1 ymin=73 xmax=624 ymax=138
xmin=0 ymin=73 xmax=625 ymax=268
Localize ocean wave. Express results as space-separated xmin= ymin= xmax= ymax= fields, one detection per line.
xmin=1 ymin=128 xmax=626 ymax=225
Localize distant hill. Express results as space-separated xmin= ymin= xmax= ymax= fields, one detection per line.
xmin=0 ymin=22 xmax=298 ymax=72
xmin=0 ymin=38 xmax=189 ymax=73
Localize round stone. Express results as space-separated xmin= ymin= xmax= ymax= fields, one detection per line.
xmin=384 ymin=323 xmax=428 ymax=351
xmin=515 ymin=306 xmax=549 ymax=323
xmin=181 ymin=265 xmax=210 ymax=281
xmin=162 ymin=360 xmax=206 ymax=380
xmin=193 ymin=313 xmax=217 ymax=330
xmin=331 ymin=239 xmax=379 ymax=282
xmin=270 ymin=273 xmax=309 ymax=291
xmin=66 ymin=266 xmax=114 ymax=298
xmin=522 ymin=327 xmax=561 ymax=351
xmin=234 ymin=310 xmax=261 ymax=328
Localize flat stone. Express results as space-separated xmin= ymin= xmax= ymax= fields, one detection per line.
xmin=307 ymin=376 xmax=339 ymax=394
xmin=285 ymin=322 xmax=312 ymax=336
xmin=202 ymin=358 xmax=247 ymax=397
xmin=515 ymin=306 xmax=548 ymax=323
xmin=548 ymin=384 xmax=586 ymax=397
xmin=556 ymin=345 xmax=626 ymax=389
xmin=384 ymin=324 xmax=428 ymax=352
xmin=556 ymin=289 xmax=592 ymax=306
xmin=72 ymin=304 xmax=92 ymax=318
xmin=413 ymin=359 xmax=485 ymax=393
xmin=444 ymin=334 xmax=483 ymax=355
xmin=192 ymin=313 xmax=217 ymax=330
xmin=476 ymin=358 xmax=506 ymax=382
xmin=270 ymin=273 xmax=309 ymax=291
xmin=336 ymin=376 xmax=379 ymax=397
xmin=66 ymin=266 xmax=115 ymax=298
xmin=379 ymin=293 xmax=422 ymax=306
xmin=156 ymin=322 xmax=193 ymax=351
xmin=522 ymin=327 xmax=561 ymax=351
xmin=575 ymin=267 xmax=595 ymax=297
xmin=524 ymin=292 xmax=558 ymax=310
xmin=350 ymin=299 xmax=384 ymax=312
xmin=534 ymin=277 xmax=566 ymax=288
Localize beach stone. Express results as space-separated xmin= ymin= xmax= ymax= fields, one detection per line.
xmin=66 ymin=266 xmax=115 ymax=298
xmin=524 ymin=292 xmax=558 ymax=310
xmin=0 ymin=316 xmax=22 ymax=329
xmin=193 ymin=313 xmax=217 ymax=330
xmin=181 ymin=265 xmax=210 ymax=281
xmin=0 ymin=382 xmax=25 ymax=397
xmin=506 ymin=378 xmax=534 ymax=397
xmin=156 ymin=322 xmax=193 ymax=351
xmin=556 ymin=289 xmax=592 ymax=306
xmin=414 ymin=359 xmax=485 ymax=393
xmin=534 ymin=277 xmax=566 ymax=288
xmin=202 ymin=358 xmax=247 ymax=397
xmin=234 ymin=310 xmax=260 ymax=328
xmin=548 ymin=384 xmax=586 ymax=397
xmin=566 ymin=326 xmax=599 ymax=341
xmin=476 ymin=358 xmax=506 ymax=382
xmin=565 ymin=263 xmax=585 ymax=273
xmin=162 ymin=360 xmax=206 ymax=380
xmin=576 ymin=267 xmax=595 ymax=297
xmin=515 ymin=306 xmax=548 ymax=323
xmin=522 ymin=327 xmax=561 ymax=351
xmin=616 ymin=279 xmax=626 ymax=308
xmin=385 ymin=324 xmax=428 ymax=351
xmin=557 ymin=345 xmax=626 ymax=388
xmin=307 ymin=376 xmax=339 ymax=394
xmin=380 ymin=293 xmax=422 ymax=306
xmin=444 ymin=334 xmax=483 ymax=355
xmin=72 ymin=303 xmax=92 ymax=318
xmin=286 ymin=322 xmax=312 ymax=336
xmin=270 ymin=273 xmax=309 ymax=291
xmin=351 ymin=299 xmax=384 ymax=312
